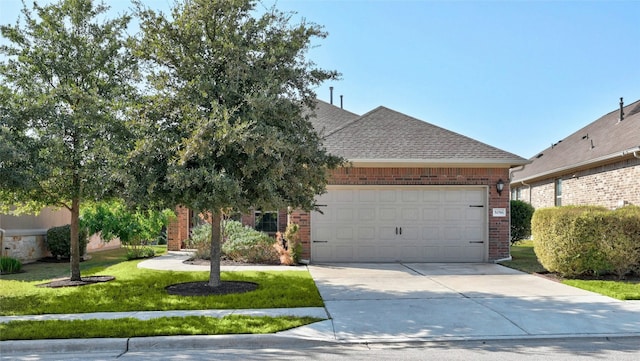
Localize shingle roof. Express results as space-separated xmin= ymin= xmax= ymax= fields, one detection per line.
xmin=512 ymin=98 xmax=640 ymax=183
xmin=312 ymin=104 xmax=528 ymax=166
xmin=306 ymin=99 xmax=360 ymax=137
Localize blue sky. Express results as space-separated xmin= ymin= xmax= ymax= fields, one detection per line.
xmin=2 ymin=0 xmax=639 ymax=158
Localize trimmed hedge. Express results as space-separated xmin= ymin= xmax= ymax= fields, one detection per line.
xmin=532 ymin=206 xmax=640 ymax=278
xmin=510 ymin=200 xmax=535 ymax=244
xmin=46 ymin=224 xmax=88 ymax=259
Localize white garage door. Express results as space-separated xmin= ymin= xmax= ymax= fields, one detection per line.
xmin=311 ymin=186 xmax=487 ymax=263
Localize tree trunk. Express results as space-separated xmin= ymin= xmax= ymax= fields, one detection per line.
xmin=208 ymin=211 xmax=222 ymax=287
xmin=69 ymin=197 xmax=82 ymax=281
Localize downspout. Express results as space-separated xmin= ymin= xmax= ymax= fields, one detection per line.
xmin=509 ymin=165 xmax=531 ymax=203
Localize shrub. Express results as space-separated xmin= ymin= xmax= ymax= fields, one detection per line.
xmin=46 ymin=225 xmax=88 ymax=259
xmin=0 ymin=256 xmax=22 ymax=274
xmin=510 ymin=200 xmax=535 ymax=244
xmin=532 ymin=206 xmax=640 ymax=278
xmin=125 ymin=246 xmax=156 ymax=260
xmin=600 ymin=206 xmax=640 ymax=278
xmin=186 ymin=223 xmax=211 ymax=249
xmin=275 ymin=223 xmax=302 ymax=265
xmin=222 ymin=221 xmax=279 ymax=264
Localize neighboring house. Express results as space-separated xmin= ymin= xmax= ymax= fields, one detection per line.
xmin=168 ymin=99 xmax=528 ymax=263
xmin=0 ymin=208 xmax=121 ymax=263
xmin=511 ymin=98 xmax=640 ymax=209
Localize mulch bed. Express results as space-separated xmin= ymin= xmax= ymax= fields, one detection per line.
xmin=37 ymin=276 xmax=115 ymax=288
xmin=165 ymin=281 xmax=258 ymax=296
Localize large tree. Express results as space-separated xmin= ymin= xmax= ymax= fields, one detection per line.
xmin=128 ymin=0 xmax=342 ymax=287
xmin=0 ymin=0 xmax=138 ymax=281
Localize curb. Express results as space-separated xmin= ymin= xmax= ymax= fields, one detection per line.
xmin=0 ymin=334 xmax=335 ymax=356
xmin=4 ymin=333 xmax=640 ymax=356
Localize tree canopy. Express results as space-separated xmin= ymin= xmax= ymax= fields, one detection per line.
xmin=128 ymin=0 xmax=343 ymax=286
xmin=0 ymin=0 xmax=138 ymax=280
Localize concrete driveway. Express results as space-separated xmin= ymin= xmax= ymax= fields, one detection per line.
xmin=302 ymin=263 xmax=640 ymax=342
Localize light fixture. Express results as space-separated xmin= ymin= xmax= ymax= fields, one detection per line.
xmin=496 ymin=179 xmax=505 ymax=196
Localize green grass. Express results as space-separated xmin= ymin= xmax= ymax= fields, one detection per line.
xmin=0 ymin=315 xmax=323 ymax=341
xmin=0 ymin=257 xmax=322 ymax=316
xmin=2 ymin=246 xmax=167 ymax=282
xmin=562 ymin=279 xmax=640 ymax=300
xmin=498 ymin=240 xmax=547 ymax=274
xmin=500 ymin=240 xmax=640 ymax=300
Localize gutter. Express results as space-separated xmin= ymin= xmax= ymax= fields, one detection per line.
xmin=513 ymin=146 xmax=640 ymax=184
xmin=348 ymin=158 xmax=530 ymax=168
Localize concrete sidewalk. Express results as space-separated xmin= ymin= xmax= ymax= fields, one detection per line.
xmin=3 ymin=252 xmax=640 ymax=357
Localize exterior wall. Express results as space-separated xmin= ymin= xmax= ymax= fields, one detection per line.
xmin=167 ymin=206 xmax=190 ymax=251
xmin=1 ymin=231 xmax=48 ymax=263
xmin=291 ymin=167 xmax=512 ymax=262
xmin=513 ymin=158 xmax=640 ymax=210
xmin=1 ymin=230 xmax=121 ymax=263
xmin=167 ymin=207 xmax=290 ymax=251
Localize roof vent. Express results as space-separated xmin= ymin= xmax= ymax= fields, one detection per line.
xmin=619 ymin=97 xmax=624 ymax=122
xmin=340 ymin=95 xmax=343 ymax=109
xmin=582 ymin=134 xmax=589 ymax=140
xmin=330 ymin=86 xmax=334 ymax=105
xmin=536 ymin=153 xmax=544 ymax=158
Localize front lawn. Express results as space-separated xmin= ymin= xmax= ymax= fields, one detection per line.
xmin=0 ymin=315 xmax=322 ymax=341
xmin=0 ymin=259 xmax=323 ymax=315
xmin=500 ymin=241 xmax=640 ymax=300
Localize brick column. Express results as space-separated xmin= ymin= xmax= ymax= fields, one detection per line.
xmin=167 ymin=206 xmax=189 ymax=251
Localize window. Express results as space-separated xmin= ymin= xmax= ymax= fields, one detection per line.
xmin=555 ymin=178 xmax=562 ymax=206
xmin=516 ymin=188 xmax=522 ymax=201
xmin=254 ymin=211 xmax=278 ymax=233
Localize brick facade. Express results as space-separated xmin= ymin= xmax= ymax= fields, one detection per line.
xmin=512 ymin=157 xmax=640 ymax=210
xmin=167 ymin=207 xmax=290 ymax=251
xmin=290 ymin=166 xmax=512 ymax=262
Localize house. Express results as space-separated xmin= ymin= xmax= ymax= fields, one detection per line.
xmin=1 ymin=208 xmax=121 ymax=263
xmin=510 ymin=98 xmax=640 ymax=209
xmin=168 ymin=99 xmax=528 ymax=263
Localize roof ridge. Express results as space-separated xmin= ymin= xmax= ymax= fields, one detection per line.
xmin=323 ymin=106 xmax=386 ymax=137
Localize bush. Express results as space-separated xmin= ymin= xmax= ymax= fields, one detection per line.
xmin=125 ymin=246 xmax=156 ymax=260
xmin=0 ymin=256 xmax=22 ymax=274
xmin=532 ymin=206 xmax=640 ymax=278
xmin=186 ymin=223 xmax=211 ymax=249
xmin=510 ymin=200 xmax=535 ymax=244
xmin=600 ymin=206 xmax=640 ymax=278
xmin=274 ymin=223 xmax=302 ymax=265
xmin=222 ymin=221 xmax=279 ymax=264
xmin=46 ymin=225 xmax=88 ymax=259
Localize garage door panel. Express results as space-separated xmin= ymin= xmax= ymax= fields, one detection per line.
xmin=379 ymin=190 xmax=397 ymax=202
xmin=402 ymin=190 xmax=420 ymax=202
xmin=358 ymin=208 xmax=376 ymax=221
xmin=336 ymin=226 xmax=354 ymax=240
xmin=401 ymin=208 xmax=420 ymax=222
xmin=357 ymin=227 xmax=375 ymax=240
xmin=379 ymin=207 xmax=397 ymax=221
xmin=312 ymin=187 xmax=487 ymax=263
xmin=421 ymin=190 xmax=441 ymax=202
xmin=336 ymin=208 xmax=355 ymax=222
xmin=400 ymin=226 xmax=420 ymax=241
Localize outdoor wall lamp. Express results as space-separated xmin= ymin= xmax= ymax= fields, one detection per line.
xmin=496 ymin=179 xmax=505 ymax=196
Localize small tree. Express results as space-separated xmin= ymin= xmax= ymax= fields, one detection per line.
xmin=81 ymin=200 xmax=174 ymax=253
xmin=0 ymin=0 xmax=138 ymax=281
xmin=127 ymin=0 xmax=343 ymax=287
xmin=510 ymin=200 xmax=535 ymax=244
